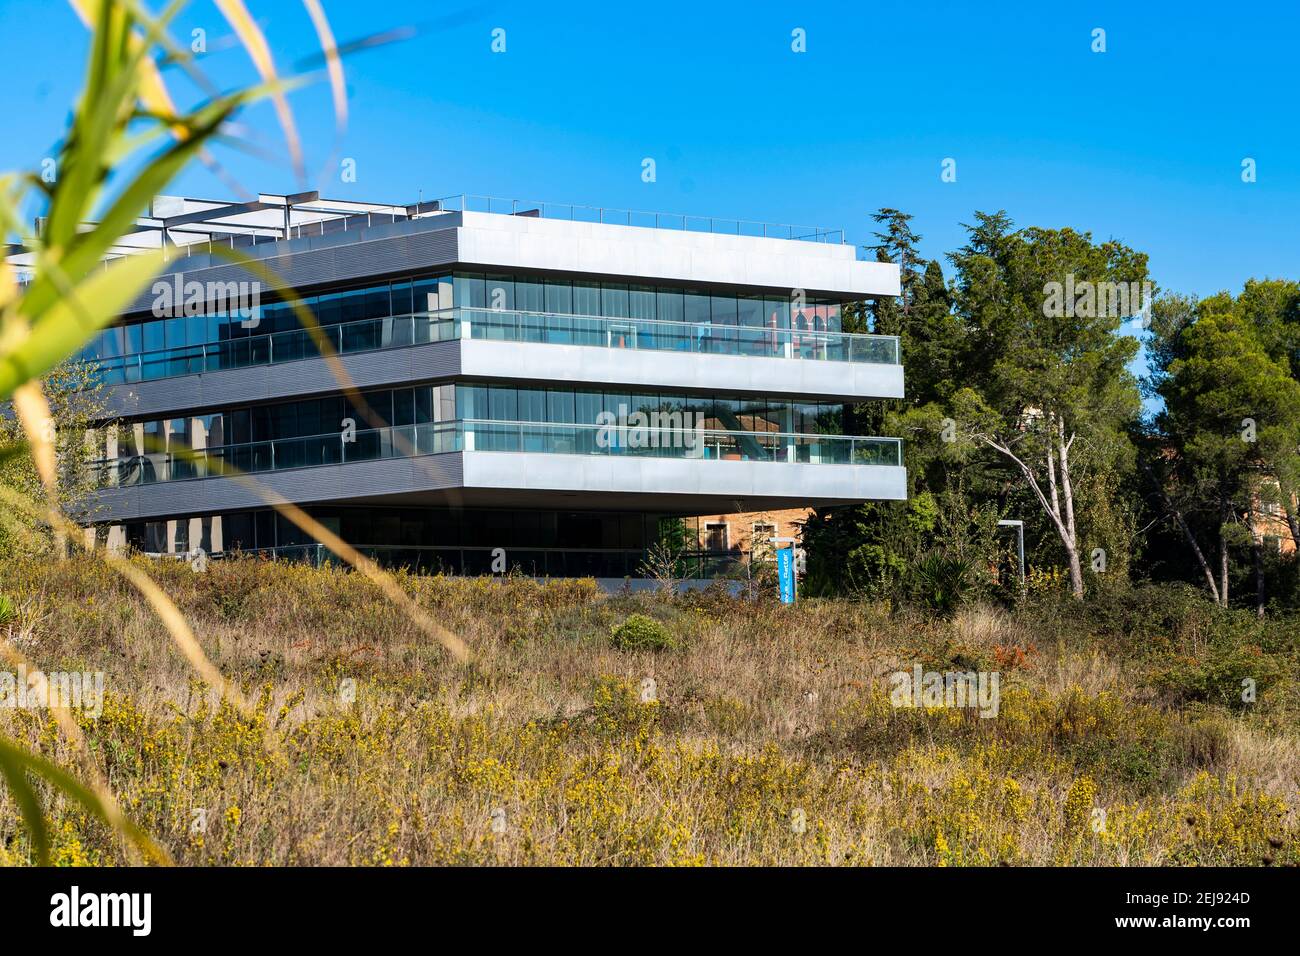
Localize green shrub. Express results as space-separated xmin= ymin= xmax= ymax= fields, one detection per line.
xmin=907 ymin=552 xmax=976 ymax=614
xmin=1151 ymin=644 xmax=1286 ymax=710
xmin=0 ymin=593 xmax=13 ymax=626
xmin=1031 ymin=580 xmax=1215 ymax=645
xmin=610 ymin=613 xmax=676 ymax=651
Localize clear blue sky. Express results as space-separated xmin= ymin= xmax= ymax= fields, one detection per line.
xmin=1 ymin=0 xmax=1296 ymax=301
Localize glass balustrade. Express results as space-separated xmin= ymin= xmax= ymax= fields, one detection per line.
xmin=93 ymin=313 xmax=460 ymax=384
xmin=436 ymin=193 xmax=846 ymax=243
xmin=458 ymin=308 xmax=898 ymax=363
xmin=86 ymin=308 xmax=899 ymax=385
xmin=89 ymin=420 xmax=902 ymax=486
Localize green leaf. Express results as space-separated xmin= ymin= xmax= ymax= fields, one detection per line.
xmin=0 ymin=247 xmax=167 ymax=401
xmin=0 ymin=738 xmax=50 ymax=865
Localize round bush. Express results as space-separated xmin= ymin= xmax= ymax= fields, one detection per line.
xmin=610 ymin=613 xmax=676 ymax=651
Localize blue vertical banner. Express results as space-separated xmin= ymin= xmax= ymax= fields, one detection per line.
xmin=777 ymin=548 xmax=796 ymax=604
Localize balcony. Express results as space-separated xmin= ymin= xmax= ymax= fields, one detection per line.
xmin=91 ymin=308 xmax=904 ymax=418
xmin=85 ymin=420 xmax=907 ymax=521
xmin=91 ymin=308 xmax=899 ymax=386
xmin=91 ymin=420 xmax=902 ymax=486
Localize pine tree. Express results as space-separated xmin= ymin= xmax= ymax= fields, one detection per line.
xmin=1155 ymin=297 xmax=1300 ymax=611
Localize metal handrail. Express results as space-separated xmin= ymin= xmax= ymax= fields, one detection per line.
xmin=87 ymin=306 xmax=899 ymax=383
xmin=87 ymin=419 xmax=903 ymax=485
xmin=431 ymin=193 xmax=846 ymax=244
xmin=459 ymin=306 xmax=898 ymax=362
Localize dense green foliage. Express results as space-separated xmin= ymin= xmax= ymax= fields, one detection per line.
xmin=610 ymin=613 xmax=677 ymax=651
xmin=807 ymin=210 xmax=1300 ymax=616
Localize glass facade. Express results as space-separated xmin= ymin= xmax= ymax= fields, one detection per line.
xmin=456 ymin=383 xmax=846 ymax=436
xmin=119 ymin=506 xmax=739 ymax=578
xmin=86 ymin=380 xmax=906 ymax=487
xmin=460 ymin=306 xmax=894 ymax=362
xmin=78 ymin=271 xmax=866 ymax=383
xmin=80 ymin=275 xmax=456 ymax=383
xmin=92 ymin=382 xmax=846 ymax=459
xmin=454 ymin=272 xmax=842 ymax=335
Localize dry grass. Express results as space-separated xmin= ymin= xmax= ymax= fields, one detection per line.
xmin=0 ymin=554 xmax=1296 ymax=866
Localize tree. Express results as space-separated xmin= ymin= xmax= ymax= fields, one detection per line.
xmin=859 ymin=208 xmax=928 ymax=335
xmin=946 ymin=213 xmax=1148 ymax=599
xmin=0 ymin=359 xmax=106 ymax=557
xmin=1230 ymin=279 xmax=1300 ymax=378
xmin=847 ymin=211 xmax=962 ymax=433
xmin=1153 ymin=299 xmax=1300 ymax=611
xmin=808 ymin=209 xmax=1008 ymax=600
xmin=1225 ymin=280 xmax=1300 ymax=550
xmin=899 ymin=260 xmax=962 ymax=407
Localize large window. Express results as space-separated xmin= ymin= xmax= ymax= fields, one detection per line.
xmin=85 ymin=270 xmax=859 ymax=384
xmin=113 ymin=384 xmax=847 ymax=459
xmin=573 ymin=281 xmax=601 ymax=317
xmin=120 ymin=504 xmax=667 ymax=572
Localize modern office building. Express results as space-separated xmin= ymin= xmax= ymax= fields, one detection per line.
xmin=60 ymin=192 xmax=904 ymax=580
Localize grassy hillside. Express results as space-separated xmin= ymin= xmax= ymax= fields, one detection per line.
xmin=0 ymin=555 xmax=1296 ymax=866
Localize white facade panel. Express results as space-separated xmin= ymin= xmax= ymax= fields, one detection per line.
xmin=455 ymin=211 xmax=899 ymax=298
xmin=462 ymin=451 xmax=907 ymax=503
xmin=460 ymin=338 xmax=904 ymax=401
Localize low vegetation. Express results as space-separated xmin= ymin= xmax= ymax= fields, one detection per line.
xmin=0 ymin=555 xmax=1295 ymax=866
